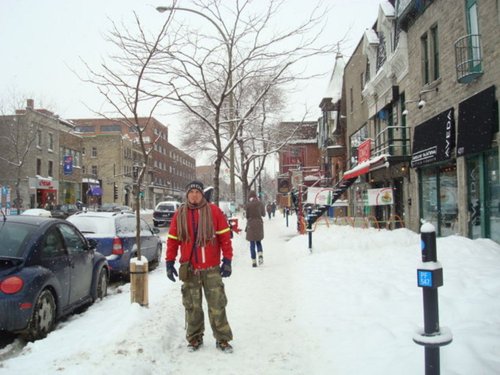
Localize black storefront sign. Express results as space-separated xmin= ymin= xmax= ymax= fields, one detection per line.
xmin=411 ymin=108 xmax=455 ymax=168
xmin=457 ymin=85 xmax=497 ymax=157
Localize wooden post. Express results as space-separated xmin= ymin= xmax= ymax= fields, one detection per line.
xmin=130 ymin=257 xmax=149 ymax=307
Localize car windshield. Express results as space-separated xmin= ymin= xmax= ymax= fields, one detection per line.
xmin=67 ymin=216 xmax=116 ymax=235
xmin=0 ymin=222 xmax=35 ymax=257
xmin=157 ymin=204 xmax=176 ymax=211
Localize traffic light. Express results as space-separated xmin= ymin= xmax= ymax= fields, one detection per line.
xmin=113 ymin=184 xmax=118 ymax=201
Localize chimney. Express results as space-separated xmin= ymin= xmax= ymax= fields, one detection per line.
xmin=26 ymin=99 xmax=34 ymax=110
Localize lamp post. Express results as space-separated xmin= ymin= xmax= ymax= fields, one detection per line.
xmin=156 ymin=5 xmax=236 ymax=203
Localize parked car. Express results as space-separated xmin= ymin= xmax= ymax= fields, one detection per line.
xmin=21 ymin=208 xmax=52 ymax=217
xmin=67 ymin=211 xmax=162 ymax=278
xmin=153 ymin=201 xmax=180 ymax=227
xmin=97 ymin=203 xmax=133 ymax=213
xmin=50 ymin=204 xmax=80 ymax=219
xmin=0 ymin=216 xmax=109 ymax=341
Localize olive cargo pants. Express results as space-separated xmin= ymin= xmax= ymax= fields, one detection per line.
xmin=181 ymin=267 xmax=233 ymax=342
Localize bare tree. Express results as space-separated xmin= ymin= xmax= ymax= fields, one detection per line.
xmin=0 ymin=99 xmax=40 ymax=215
xmin=153 ymin=0 xmax=338 ymax=204
xmin=79 ymin=10 xmax=177 ymax=263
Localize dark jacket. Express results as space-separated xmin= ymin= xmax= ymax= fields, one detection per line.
xmin=245 ymin=197 xmax=265 ymax=241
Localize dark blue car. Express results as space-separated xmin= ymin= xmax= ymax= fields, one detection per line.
xmin=67 ymin=212 xmax=162 ymax=278
xmin=0 ymin=215 xmax=109 ymax=341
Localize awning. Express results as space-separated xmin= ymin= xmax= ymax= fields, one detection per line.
xmin=411 ymin=108 xmax=455 ymax=168
xmin=343 ymin=155 xmax=389 ymax=180
xmin=87 ymin=185 xmax=102 ymax=196
xmin=457 ymin=85 xmax=497 ymax=157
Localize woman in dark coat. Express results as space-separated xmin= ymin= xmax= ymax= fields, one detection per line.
xmin=245 ymin=190 xmax=266 ymax=267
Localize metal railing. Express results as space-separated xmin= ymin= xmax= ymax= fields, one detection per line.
xmin=372 ymin=125 xmax=411 ymax=158
xmin=455 ymin=34 xmax=483 ymax=84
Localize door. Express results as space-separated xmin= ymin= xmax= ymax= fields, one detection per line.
xmin=467 ymin=156 xmax=482 ymax=239
xmin=40 ymin=227 xmax=70 ymax=306
xmin=468 ymin=149 xmax=500 ymax=243
xmin=59 ymin=223 xmax=93 ymax=305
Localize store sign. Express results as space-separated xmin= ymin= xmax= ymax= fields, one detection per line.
xmin=411 ymin=108 xmax=455 ymax=168
xmin=63 ymin=155 xmax=73 ymax=175
xmin=277 ymin=177 xmax=290 ymax=193
xmin=357 ymin=139 xmax=372 ymax=163
xmin=367 ymin=187 xmax=393 ymax=206
xmin=28 ymin=177 xmax=59 ymax=190
xmin=457 ymin=85 xmax=496 ymax=157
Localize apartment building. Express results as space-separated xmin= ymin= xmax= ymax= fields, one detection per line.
xmin=72 ymin=117 xmax=195 ymax=208
xmin=338 ymin=0 xmax=499 ymax=242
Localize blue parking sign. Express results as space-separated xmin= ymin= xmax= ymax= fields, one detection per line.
xmin=418 ymin=270 xmax=433 ymax=287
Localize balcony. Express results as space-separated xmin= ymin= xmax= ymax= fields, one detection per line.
xmin=372 ymin=125 xmax=411 ymax=159
xmin=455 ymin=34 xmax=483 ymax=84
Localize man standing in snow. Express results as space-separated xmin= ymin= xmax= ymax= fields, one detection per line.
xmin=165 ymin=181 xmax=234 ymax=352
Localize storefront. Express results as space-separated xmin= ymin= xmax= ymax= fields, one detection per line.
xmin=28 ymin=177 xmax=59 ymax=209
xmin=411 ymin=108 xmax=457 ymax=236
xmin=82 ymin=178 xmax=102 ymax=208
xmin=456 ymin=86 xmax=499 ymax=243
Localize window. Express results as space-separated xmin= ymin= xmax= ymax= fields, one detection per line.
xmin=48 ymin=133 xmax=54 ymax=151
xmin=100 ymin=124 xmax=121 ymax=132
xmin=91 ymin=165 xmax=98 ymax=176
xmin=349 ymin=87 xmax=354 ymax=113
xmin=431 ymin=25 xmax=440 ymax=80
xmin=466 ymin=0 xmax=481 ymax=72
xmin=42 ymin=228 xmax=65 ymax=258
xmin=48 ymin=161 xmax=53 ymax=177
xmin=36 ymin=158 xmax=42 ymax=175
xmin=360 ymin=73 xmax=364 ymax=100
xmin=91 ymin=147 xmax=97 ymax=158
xmin=75 ymin=125 xmax=96 ymax=133
xmin=421 ymin=33 xmax=430 ymax=84
xmin=36 ymin=129 xmax=42 ymax=148
xmin=59 ymin=224 xmax=86 ymax=254
xmin=82 ymin=166 xmax=86 ymax=175
xmin=421 ymin=25 xmax=440 ymax=84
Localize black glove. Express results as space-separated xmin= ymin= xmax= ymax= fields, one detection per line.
xmin=220 ymin=258 xmax=232 ymax=278
xmin=166 ymin=261 xmax=178 ymax=282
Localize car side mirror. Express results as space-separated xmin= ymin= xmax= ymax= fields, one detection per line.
xmin=87 ymin=238 xmax=98 ymax=250
xmin=152 ymin=227 xmax=160 ymax=234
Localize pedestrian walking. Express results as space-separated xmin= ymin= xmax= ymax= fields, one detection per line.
xmin=246 ymin=190 xmax=265 ymax=267
xmin=266 ymin=202 xmax=273 ymax=220
xmin=165 ymin=180 xmax=234 ymax=352
xmin=271 ymin=201 xmax=277 ymax=217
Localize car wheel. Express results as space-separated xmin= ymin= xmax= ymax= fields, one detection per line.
xmin=23 ymin=289 xmax=56 ymax=341
xmin=95 ymin=267 xmax=108 ymax=300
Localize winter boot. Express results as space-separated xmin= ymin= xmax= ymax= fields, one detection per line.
xmin=252 ymin=259 xmax=257 ymax=268
xmin=216 ymin=340 xmax=233 ymax=353
xmin=258 ymin=252 xmax=264 ymax=265
xmin=187 ymin=336 xmax=203 ymax=351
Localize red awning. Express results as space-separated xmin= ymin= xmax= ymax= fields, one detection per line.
xmin=342 ymin=155 xmax=388 ymax=180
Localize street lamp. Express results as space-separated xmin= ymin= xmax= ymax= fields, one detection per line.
xmin=156 ymin=5 xmax=236 ymax=202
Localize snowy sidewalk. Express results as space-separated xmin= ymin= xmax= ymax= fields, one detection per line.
xmin=1 ymin=213 xmax=500 ymax=374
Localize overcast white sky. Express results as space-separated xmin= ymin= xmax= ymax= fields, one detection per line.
xmin=1 ymin=0 xmax=381 ymax=145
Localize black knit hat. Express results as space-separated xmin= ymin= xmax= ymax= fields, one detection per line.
xmin=185 ymin=180 xmax=204 ymax=194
